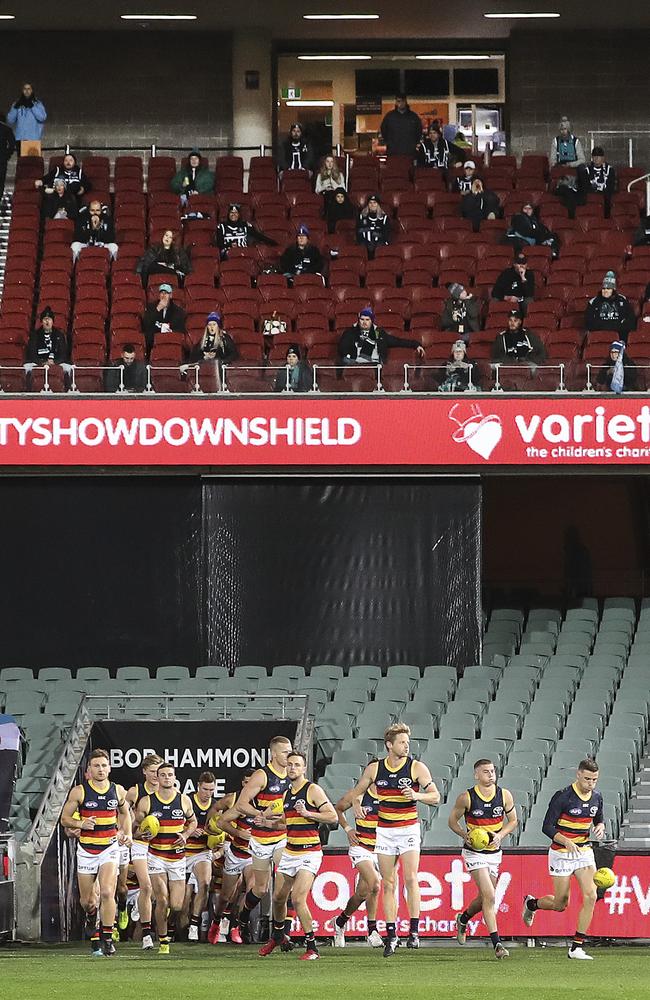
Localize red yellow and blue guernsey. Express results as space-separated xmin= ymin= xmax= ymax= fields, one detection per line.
xmin=251 ymin=763 xmax=290 ymax=845
xmin=355 ymin=789 xmax=380 ymax=851
xmin=185 ymin=794 xmax=213 ymax=857
xmin=231 ymin=813 xmax=253 ymax=859
xmin=375 ymin=757 xmax=420 ymax=828
xmin=284 ymin=779 xmax=321 ymax=855
xmin=543 ymin=783 xmax=604 ymax=852
xmin=465 ymin=785 xmax=505 ymax=853
xmin=148 ymin=790 xmax=187 ymax=861
xmin=79 ymin=779 xmax=120 ymax=855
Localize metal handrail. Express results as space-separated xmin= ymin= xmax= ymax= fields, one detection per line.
xmin=585 ymin=362 xmax=644 ymax=392
xmin=313 ymin=363 xmax=383 ymax=392
xmin=627 ymin=172 xmax=650 ymax=216
xmin=221 ymin=363 xmax=287 ymax=393
xmin=492 ymin=362 xmax=565 ymax=392
xmin=403 ymin=362 xmax=477 ymax=392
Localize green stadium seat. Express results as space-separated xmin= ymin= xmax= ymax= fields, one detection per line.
xmin=36 ymin=667 xmax=73 ymax=684
xmin=603 ymin=597 xmax=636 ymax=612
xmin=330 ymin=749 xmax=368 ymax=766
xmin=234 ymin=665 xmax=268 ymax=681
xmin=115 ymin=666 xmax=151 ymax=686
xmin=0 ymin=668 xmax=35 ymax=685
xmin=437 ymin=715 xmax=478 ymax=740
xmin=271 ymin=665 xmax=306 ymax=685
xmin=386 ymin=664 xmax=422 ymax=684
xmin=348 ymin=665 xmax=383 ymax=683
xmin=156 ymin=666 xmax=192 ymax=681
xmin=195 ymin=665 xmax=229 ymax=682
xmin=490 ymin=608 xmax=525 ymax=626
xmin=310 ymin=665 xmax=344 ymax=684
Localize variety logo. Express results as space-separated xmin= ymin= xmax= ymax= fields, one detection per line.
xmin=449 ymin=402 xmax=503 ymax=460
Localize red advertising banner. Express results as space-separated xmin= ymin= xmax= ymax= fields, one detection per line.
xmin=1 ymin=396 xmax=650 ymax=467
xmin=305 ymin=853 xmax=650 ymax=938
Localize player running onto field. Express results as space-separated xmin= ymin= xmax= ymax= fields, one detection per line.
xmin=61 ymin=748 xmax=132 ymax=957
xmin=124 ymin=752 xmax=163 ymax=949
xmin=207 ymin=769 xmax=256 ymax=945
xmin=333 ymin=772 xmax=383 ymax=948
xmin=234 ymin=735 xmax=292 ymax=937
xmin=184 ymin=770 xmax=218 ymax=941
xmin=522 ymin=758 xmax=605 ymax=960
xmin=448 ymin=758 xmax=518 ymax=959
xmin=134 ymin=762 xmax=196 ymax=955
xmin=347 ymin=723 xmax=440 ymax=956
xmin=261 ymin=751 xmax=337 ymax=960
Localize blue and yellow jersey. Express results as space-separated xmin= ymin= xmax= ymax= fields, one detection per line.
xmin=543 ymin=783 xmax=603 ymax=852
xmin=375 ymin=757 xmax=420 ymax=828
xmin=465 ymin=785 xmax=505 ymax=852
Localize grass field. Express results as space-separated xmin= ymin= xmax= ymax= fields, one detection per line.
xmin=2 ymin=944 xmax=649 ymax=1000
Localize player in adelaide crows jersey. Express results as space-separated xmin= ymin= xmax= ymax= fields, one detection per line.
xmin=61 ymin=748 xmax=132 ymax=956
xmin=134 ymin=762 xmax=196 ymax=955
xmin=206 ymin=769 xmax=257 ymax=945
xmin=234 ymin=735 xmax=292 ymax=934
xmin=183 ymin=770 xmax=217 ymax=941
xmin=123 ymin=752 xmax=163 ymax=949
xmin=523 ymin=758 xmax=605 ymax=960
xmin=333 ymin=770 xmax=383 ymax=948
xmin=346 ymin=723 xmax=440 ymax=957
xmin=261 ymin=751 xmax=337 ymax=960
xmin=448 ymin=758 xmax=518 ymax=959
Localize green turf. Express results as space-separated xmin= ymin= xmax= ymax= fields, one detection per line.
xmin=1 ymin=945 xmax=649 ymax=1000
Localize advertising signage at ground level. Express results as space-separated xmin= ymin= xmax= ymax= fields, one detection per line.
xmin=1 ymin=397 xmax=650 ymax=467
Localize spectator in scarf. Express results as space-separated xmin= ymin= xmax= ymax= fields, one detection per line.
xmin=278 ymin=123 xmax=316 ymax=173
xmin=596 ymin=341 xmax=637 ymax=392
xmin=42 ymin=176 xmax=78 ymax=220
xmin=438 ymin=339 xmax=480 ymax=391
xmin=356 ymin=193 xmax=391 ymax=258
xmin=273 ymin=344 xmax=312 ymax=392
xmin=491 ymin=310 xmax=546 ymax=367
xmin=585 ymin=271 xmax=636 ymax=343
xmin=549 ymin=117 xmax=586 ymax=168
xmin=440 ymin=283 xmax=481 ymax=339
xmin=214 ymin=204 xmax=277 ymax=260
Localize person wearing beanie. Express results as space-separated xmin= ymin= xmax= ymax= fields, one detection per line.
xmin=25 ymin=305 xmax=70 ymax=375
xmin=278 ymin=123 xmax=315 ymax=174
xmin=356 ymin=194 xmax=391 ymax=258
xmin=189 ymin=311 xmax=238 ymax=366
xmin=596 ymin=341 xmax=638 ymax=392
xmin=491 ymin=310 xmax=546 ymax=367
xmin=137 ymin=228 xmax=192 ymax=284
xmin=273 ymin=344 xmax=312 ymax=393
xmin=141 ymin=282 xmax=187 ymax=353
xmin=325 ymin=187 xmax=355 ymax=235
xmin=438 ymin=339 xmax=480 ymax=392
xmin=492 ymin=252 xmax=535 ymax=313
xmin=379 ymin=94 xmax=423 ymax=158
xmin=585 ymin=271 xmax=636 ymax=342
xmin=440 ymin=283 xmax=481 ymax=338
xmin=42 ymin=175 xmax=78 ymax=222
xmin=577 ymin=146 xmax=616 ymax=218
xmin=461 ymin=178 xmax=500 ymax=232
xmin=171 ymin=149 xmax=215 ymax=200
xmin=549 ymin=117 xmax=586 ymax=168
xmin=338 ymin=307 xmax=424 ymax=366
xmin=214 ymin=203 xmax=278 ymax=260
xmin=36 ymin=151 xmax=90 ymax=200
xmin=279 ymin=225 xmax=324 ymax=279
xmin=506 ymin=201 xmax=560 ymax=256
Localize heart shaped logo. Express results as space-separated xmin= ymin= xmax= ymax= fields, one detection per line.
xmin=449 ymin=403 xmax=503 ymax=461
xmin=461 ymin=416 xmax=503 ymax=459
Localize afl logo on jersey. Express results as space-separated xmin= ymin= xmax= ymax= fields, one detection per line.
xmin=86 ymin=801 xmax=98 ymax=808
xmin=376 ymin=780 xmax=388 ymax=787
xmin=472 ymin=809 xmax=484 ymax=817
xmin=269 ymin=784 xmax=281 ymax=793
xmin=570 ymin=808 xmax=582 ymax=815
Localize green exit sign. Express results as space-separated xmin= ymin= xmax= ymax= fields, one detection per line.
xmin=281 ymin=87 xmax=302 ymax=100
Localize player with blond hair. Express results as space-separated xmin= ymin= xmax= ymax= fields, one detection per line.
xmin=345 ymin=723 xmax=440 ymax=956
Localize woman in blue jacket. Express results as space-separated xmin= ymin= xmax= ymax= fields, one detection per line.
xmin=7 ymin=83 xmax=47 ymax=150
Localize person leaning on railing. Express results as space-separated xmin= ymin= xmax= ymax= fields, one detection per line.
xmin=596 ymin=341 xmax=638 ymax=392
xmin=438 ymin=340 xmax=480 ymax=392
xmin=491 ymin=310 xmax=546 ymax=368
xmin=104 ymin=343 xmax=147 ymax=393
xmin=273 ymin=344 xmax=312 ymax=393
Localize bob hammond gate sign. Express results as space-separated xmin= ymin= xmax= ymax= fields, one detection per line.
xmin=1 ymin=397 xmax=650 ymax=466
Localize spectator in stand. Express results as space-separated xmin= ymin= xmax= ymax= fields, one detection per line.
xmin=137 ymin=229 xmax=192 ymax=285
xmin=24 ymin=306 xmax=70 ymax=373
xmin=585 ymin=271 xmax=636 ymax=343
xmin=440 ymin=283 xmax=481 ymax=340
xmin=338 ymin=307 xmax=424 ymax=366
xmin=491 ymin=310 xmax=546 ymax=367
xmin=596 ymin=341 xmax=638 ymax=392
xmin=325 ymin=187 xmax=355 ymax=235
xmin=0 ymin=115 xmax=15 ymax=199
xmin=549 ymin=117 xmax=586 ymax=168
xmin=171 ymin=149 xmax=215 ymax=202
xmin=141 ymin=282 xmax=187 ymax=353
xmin=492 ymin=252 xmax=535 ymax=314
xmin=315 ymin=155 xmax=346 ymax=196
xmin=279 ymin=225 xmax=324 ymax=279
xmin=188 ymin=311 xmax=238 ymax=367
xmin=633 ymin=215 xmax=650 ymax=247
xmin=7 ymin=83 xmax=47 ymax=153
xmin=104 ymin=344 xmax=147 ymax=393
xmin=356 ymin=194 xmax=391 ymax=258
xmin=36 ymin=152 xmax=90 ymax=200
xmin=461 ymin=178 xmax=500 ymax=233
xmin=71 ymin=200 xmax=118 ymax=263
xmin=438 ymin=340 xmax=480 ymax=392
xmin=214 ymin=204 xmax=277 ymax=260
xmin=453 ymin=160 xmax=479 ymax=194
xmin=379 ymin=94 xmax=422 ymax=158
xmin=278 ymin=123 xmax=315 ymax=174
xmin=578 ymin=146 xmax=616 ymax=218
xmin=506 ymin=201 xmax=559 ymax=256
xmin=42 ymin=176 xmax=77 ymax=221
xmin=273 ymin=344 xmax=312 ymax=393
xmin=417 ymin=123 xmax=453 ymax=170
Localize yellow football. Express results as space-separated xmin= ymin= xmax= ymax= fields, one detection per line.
xmin=467 ymin=828 xmax=491 ymax=851
xmin=140 ymin=815 xmax=160 ymax=838
xmin=207 ymin=831 xmax=226 ymax=849
xmin=72 ymin=810 xmax=81 ymax=822
xmin=206 ymin=814 xmax=223 ymax=834
xmin=593 ymin=867 xmax=616 ymax=889
xmin=268 ymin=799 xmax=284 ymax=815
